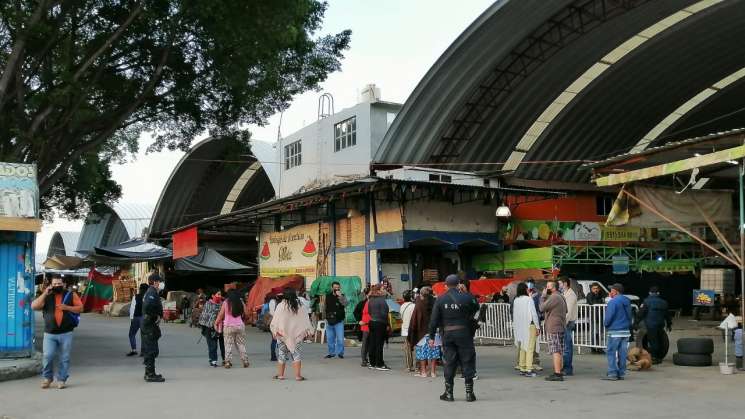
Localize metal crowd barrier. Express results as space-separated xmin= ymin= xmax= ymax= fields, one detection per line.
xmin=476 ymin=303 xmax=609 ymax=351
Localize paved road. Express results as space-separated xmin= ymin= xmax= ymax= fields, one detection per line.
xmin=1 ymin=314 xmax=742 ymax=419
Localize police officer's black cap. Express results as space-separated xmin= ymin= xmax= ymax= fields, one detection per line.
xmin=445 ymin=274 xmax=459 ymax=286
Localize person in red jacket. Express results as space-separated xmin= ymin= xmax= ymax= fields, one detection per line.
xmin=358 ymin=297 xmax=372 ymax=367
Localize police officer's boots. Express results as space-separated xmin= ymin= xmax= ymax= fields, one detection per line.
xmin=465 ymin=381 xmax=477 ymax=402
xmin=144 ymin=367 xmax=165 ymax=383
xmin=439 ymin=382 xmax=454 ymax=402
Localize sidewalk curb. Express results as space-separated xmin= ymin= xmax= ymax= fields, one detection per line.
xmin=0 ymin=352 xmax=42 ymax=382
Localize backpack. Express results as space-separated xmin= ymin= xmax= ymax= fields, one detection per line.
xmin=62 ymin=291 xmax=80 ymax=328
xmin=198 ymin=301 xmax=220 ymax=329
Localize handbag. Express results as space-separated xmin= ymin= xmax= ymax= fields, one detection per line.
xmin=198 ymin=301 xmax=220 ymax=329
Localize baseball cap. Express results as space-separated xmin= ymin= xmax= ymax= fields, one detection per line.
xmin=445 ymin=274 xmax=459 ymax=286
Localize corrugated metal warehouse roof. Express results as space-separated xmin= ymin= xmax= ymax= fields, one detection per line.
xmin=76 ymin=203 xmax=154 ymax=254
xmin=46 ymin=231 xmax=81 ymax=258
xmin=375 ymin=0 xmax=745 ymax=184
xmin=148 ymin=137 xmax=276 ymax=238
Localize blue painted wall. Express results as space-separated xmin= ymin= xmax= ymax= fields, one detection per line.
xmin=0 ymin=231 xmax=35 ymax=358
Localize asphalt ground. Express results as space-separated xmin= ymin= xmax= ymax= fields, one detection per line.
xmin=0 ymin=313 xmax=742 ymax=419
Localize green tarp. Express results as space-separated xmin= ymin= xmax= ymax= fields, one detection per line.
xmin=309 ymin=276 xmax=363 ymax=324
xmin=472 ymin=247 xmax=553 ymax=271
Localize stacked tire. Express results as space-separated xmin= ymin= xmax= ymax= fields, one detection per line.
xmin=672 ymin=338 xmax=714 ymax=367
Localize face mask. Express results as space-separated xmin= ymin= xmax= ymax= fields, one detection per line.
xmin=158 ymin=282 xmax=165 ymax=291
xmin=52 ymin=286 xmax=64 ymax=294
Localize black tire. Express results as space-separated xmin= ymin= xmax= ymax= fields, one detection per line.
xmin=641 ymin=331 xmax=670 ymax=359
xmin=676 ymin=338 xmax=714 ymax=355
xmin=672 ymin=352 xmax=712 ymax=367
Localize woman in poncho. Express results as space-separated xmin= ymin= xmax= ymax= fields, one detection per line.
xmin=270 ymin=288 xmax=314 ymax=381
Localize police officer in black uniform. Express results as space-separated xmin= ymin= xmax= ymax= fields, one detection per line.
xmin=429 ymin=274 xmax=479 ymax=402
xmin=142 ymin=272 xmax=165 ymax=382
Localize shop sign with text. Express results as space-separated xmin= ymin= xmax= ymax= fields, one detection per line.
xmin=259 ymin=224 xmax=318 ymax=280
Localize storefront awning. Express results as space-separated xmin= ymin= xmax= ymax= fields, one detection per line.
xmin=85 ymin=238 xmax=172 ymax=264
xmin=458 ymin=238 xmax=501 ymax=249
xmin=408 ymin=237 xmax=454 ymax=247
xmin=43 ymin=255 xmax=84 ymax=270
xmin=175 ymin=247 xmax=255 ymax=273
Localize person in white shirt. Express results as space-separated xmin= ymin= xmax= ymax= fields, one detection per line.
xmin=399 ymin=290 xmax=416 ymax=372
xmin=268 ymin=291 xmax=281 ymax=362
xmin=513 ymin=282 xmax=541 ymax=377
xmin=561 ymin=276 xmax=579 ymax=376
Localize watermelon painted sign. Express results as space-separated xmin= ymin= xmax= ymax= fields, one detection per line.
xmin=259 ymin=224 xmax=319 ymax=280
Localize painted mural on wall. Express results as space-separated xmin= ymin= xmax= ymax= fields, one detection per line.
xmin=259 ymin=224 xmax=319 ymax=279
xmin=503 ymin=220 xmax=692 ymax=243
xmin=0 ymin=163 xmax=38 ymax=218
xmin=1 ymin=237 xmax=34 ymax=355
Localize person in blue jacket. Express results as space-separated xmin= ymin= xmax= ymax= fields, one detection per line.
xmin=603 ymin=283 xmax=632 ymax=381
xmin=636 ymin=286 xmax=672 ymax=364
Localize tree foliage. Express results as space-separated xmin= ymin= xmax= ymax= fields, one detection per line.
xmin=0 ymin=0 xmax=350 ymax=218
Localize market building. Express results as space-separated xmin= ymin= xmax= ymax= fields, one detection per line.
xmin=366 ymin=0 xmax=745 ymax=307
xmin=169 ymin=89 xmax=563 ymax=296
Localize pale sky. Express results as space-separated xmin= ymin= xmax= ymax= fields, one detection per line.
xmin=36 ymin=0 xmax=495 ymax=257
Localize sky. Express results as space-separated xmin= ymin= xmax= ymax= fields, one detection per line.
xmin=36 ymin=0 xmax=496 ymax=256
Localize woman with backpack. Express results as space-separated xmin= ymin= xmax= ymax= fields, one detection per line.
xmin=214 ymin=289 xmax=250 ymax=369
xmin=270 ymin=288 xmax=314 ymax=381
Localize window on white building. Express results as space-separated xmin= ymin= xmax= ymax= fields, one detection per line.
xmin=334 ymin=117 xmax=357 ymax=152
xmin=284 ymin=140 xmax=302 ymax=170
xmin=387 ymin=112 xmax=396 ymax=126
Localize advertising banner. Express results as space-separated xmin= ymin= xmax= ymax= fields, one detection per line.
xmin=0 ymin=163 xmax=38 ymax=218
xmin=638 ymin=259 xmax=697 ymax=273
xmin=259 ymin=224 xmax=319 ymax=280
xmin=472 ymin=247 xmax=553 ymax=271
xmin=692 ymin=289 xmax=715 ymax=307
xmin=504 ymin=219 xmax=687 ymax=243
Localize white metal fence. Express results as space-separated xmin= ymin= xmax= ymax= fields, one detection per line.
xmin=476 ymin=303 xmax=609 ymax=350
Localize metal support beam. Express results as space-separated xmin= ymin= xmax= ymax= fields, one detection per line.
xmin=595 ymin=144 xmax=745 ymax=186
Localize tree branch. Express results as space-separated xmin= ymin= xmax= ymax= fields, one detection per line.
xmin=0 ymin=0 xmax=54 ymax=106
xmin=39 ymin=46 xmax=170 ymax=194
xmin=72 ymin=2 xmax=143 ymax=83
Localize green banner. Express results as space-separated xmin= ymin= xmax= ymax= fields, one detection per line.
xmin=637 ymin=259 xmax=697 ymax=273
xmin=473 ymin=247 xmax=553 ymax=271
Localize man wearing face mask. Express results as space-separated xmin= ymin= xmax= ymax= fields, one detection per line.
xmin=31 ymin=276 xmax=83 ymax=389
xmin=141 ymin=272 xmax=165 ymax=382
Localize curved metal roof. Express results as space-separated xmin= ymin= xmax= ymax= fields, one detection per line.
xmin=375 ymin=0 xmax=745 ymax=183
xmin=148 ymin=137 xmax=276 ymax=238
xmin=46 ymin=231 xmax=81 ymax=258
xmin=77 ymin=203 xmax=154 ymax=254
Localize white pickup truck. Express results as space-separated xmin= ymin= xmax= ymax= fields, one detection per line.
xmin=576 ymin=280 xmax=641 ymax=306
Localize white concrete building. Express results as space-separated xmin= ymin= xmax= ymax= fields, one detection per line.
xmin=274 ymin=86 xmax=402 ymax=198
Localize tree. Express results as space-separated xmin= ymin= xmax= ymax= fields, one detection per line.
xmin=0 ymin=0 xmax=351 ymax=218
